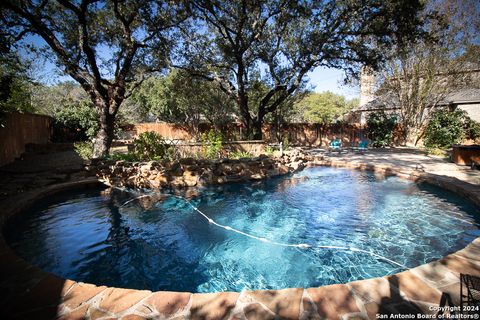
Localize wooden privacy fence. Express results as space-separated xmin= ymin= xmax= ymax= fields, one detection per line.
xmin=130 ymin=122 xmax=368 ymax=147
xmin=0 ymin=112 xmax=53 ymax=166
xmin=262 ymin=123 xmax=367 ymax=147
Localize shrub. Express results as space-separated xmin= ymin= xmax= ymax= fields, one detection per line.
xmin=52 ymin=100 xmax=129 ymax=142
xmin=52 ymin=100 xmax=99 ymax=142
xmin=425 ymin=147 xmax=448 ymax=157
xmin=464 ymin=117 xmax=480 ymax=141
xmin=264 ymin=145 xmax=274 ymax=156
xmin=366 ymin=111 xmax=397 ymax=147
xmin=133 ymin=131 xmax=174 ymax=161
xmin=104 ymin=152 xmax=139 ymax=162
xmin=229 ymin=151 xmax=253 ymax=159
xmin=201 ymin=129 xmax=223 ymax=159
xmin=282 ymin=136 xmax=290 ymax=150
xmin=424 ymin=110 xmax=465 ymax=149
xmin=73 ymin=141 xmax=93 ymax=160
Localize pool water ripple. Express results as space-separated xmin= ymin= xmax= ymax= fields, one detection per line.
xmin=5 ymin=167 xmax=480 ymax=292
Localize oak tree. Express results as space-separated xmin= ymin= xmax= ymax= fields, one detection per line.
xmin=126 ymin=69 xmax=236 ymax=137
xmin=178 ymin=0 xmax=427 ymax=139
xmin=1 ymin=0 xmax=188 ymax=157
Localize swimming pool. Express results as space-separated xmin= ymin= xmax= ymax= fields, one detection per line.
xmin=5 ymin=167 xmax=479 ymax=293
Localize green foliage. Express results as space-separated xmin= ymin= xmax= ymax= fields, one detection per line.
xmin=52 ymin=100 xmax=99 ymax=142
xmin=424 ymin=110 xmax=465 ymax=149
xmin=366 ymin=111 xmax=397 ymax=147
xmin=295 ymin=91 xmax=356 ymax=124
xmin=127 ymin=70 xmax=236 ymax=130
xmin=425 ymin=147 xmax=448 ymax=157
xmin=105 ymin=152 xmax=141 ymax=162
xmin=33 ymin=82 xmax=129 ymax=142
xmin=376 ymin=0 xmax=480 ymax=145
xmin=183 ymin=1 xmax=425 ymax=138
xmin=264 ymin=145 xmax=274 ymax=156
xmin=464 ymin=117 xmax=480 ymax=141
xmin=133 ymin=131 xmax=174 ymax=161
xmin=282 ymin=136 xmax=290 ymax=150
xmin=2 ymin=0 xmax=187 ymax=157
xmin=0 ymin=76 xmax=32 ymax=113
xmin=0 ymin=53 xmax=34 ymax=126
xmin=282 ymin=136 xmax=290 ymax=151
xmin=73 ymin=141 xmax=93 ymax=160
xmin=229 ymin=151 xmax=253 ymax=159
xmin=32 ymin=82 xmax=85 ymax=115
xmin=201 ymin=130 xmax=223 ymax=159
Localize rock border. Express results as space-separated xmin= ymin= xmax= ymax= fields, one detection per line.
xmin=94 ymin=151 xmax=306 ymax=190
xmin=0 ymin=157 xmax=479 ymax=319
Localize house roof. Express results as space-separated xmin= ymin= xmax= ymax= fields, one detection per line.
xmin=439 ymin=88 xmax=480 ymax=105
xmin=353 ymin=88 xmax=480 ymax=112
xmin=352 ymin=93 xmax=400 ymax=112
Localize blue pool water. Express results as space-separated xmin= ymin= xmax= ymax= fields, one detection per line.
xmin=5 ymin=167 xmax=480 ymax=292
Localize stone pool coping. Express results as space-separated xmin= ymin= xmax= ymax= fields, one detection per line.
xmin=0 ymin=158 xmax=479 ymax=319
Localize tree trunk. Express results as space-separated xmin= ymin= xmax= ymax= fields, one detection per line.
xmin=237 ymin=92 xmax=252 ymax=140
xmin=252 ymin=119 xmax=263 ymax=140
xmin=92 ymin=107 xmax=115 ymax=159
xmin=404 ymin=126 xmax=419 ymax=147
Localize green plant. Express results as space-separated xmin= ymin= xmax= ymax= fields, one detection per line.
xmin=74 ymin=141 xmax=93 ymax=160
xmin=282 ymin=136 xmax=290 ymax=150
xmin=229 ymin=151 xmax=253 ymax=159
xmin=366 ymin=111 xmax=397 ymax=147
xmin=424 ymin=110 xmax=465 ymax=149
xmin=201 ymin=129 xmax=223 ymax=159
xmin=106 ymin=152 xmax=141 ymax=162
xmin=133 ymin=131 xmax=174 ymax=161
xmin=425 ymin=147 xmax=448 ymax=157
xmin=465 ymin=117 xmax=480 ymax=141
xmin=52 ymin=100 xmax=99 ymax=142
xmin=264 ymin=145 xmax=274 ymax=156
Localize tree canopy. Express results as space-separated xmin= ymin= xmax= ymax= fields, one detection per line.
xmin=126 ymin=69 xmax=236 ymax=136
xmin=1 ymin=0 xmax=188 ymax=157
xmin=0 ymin=46 xmax=34 ymax=123
xmin=376 ymin=0 xmax=480 ymax=145
xmin=295 ymin=91 xmax=357 ymax=125
xmin=1 ymin=0 xmax=433 ymax=152
xmin=178 ymin=0 xmax=428 ymax=139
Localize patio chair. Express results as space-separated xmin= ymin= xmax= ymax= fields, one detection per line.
xmin=460 ymin=273 xmax=480 ymax=313
xmin=329 ymin=139 xmax=342 ymax=153
xmin=358 ymin=140 xmax=368 ymax=153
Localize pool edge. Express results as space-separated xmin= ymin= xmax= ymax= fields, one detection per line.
xmin=0 ymin=162 xmax=479 ymax=319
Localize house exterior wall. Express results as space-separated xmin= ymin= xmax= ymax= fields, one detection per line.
xmin=457 ymin=103 xmax=480 ymax=122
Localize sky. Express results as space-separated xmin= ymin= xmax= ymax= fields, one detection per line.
xmin=307 ymin=67 xmax=359 ymax=100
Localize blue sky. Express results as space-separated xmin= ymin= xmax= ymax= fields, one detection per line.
xmin=307 ymin=67 xmax=359 ymax=100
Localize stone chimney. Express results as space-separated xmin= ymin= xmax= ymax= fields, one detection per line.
xmin=359 ymin=66 xmax=375 ymax=107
